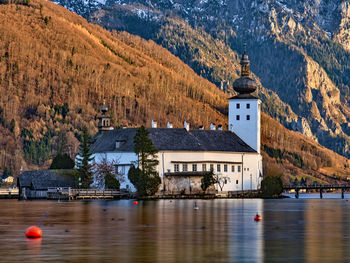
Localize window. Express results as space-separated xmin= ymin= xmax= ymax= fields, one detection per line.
xmin=224 ymin=164 xmax=227 ymax=172
xmin=217 ymin=164 xmax=221 ymax=172
xmin=115 ymin=140 xmax=125 ymax=149
xmin=182 ymin=164 xmax=188 ymax=172
xmin=231 ymin=165 xmax=235 ymax=172
xmin=246 ymin=115 xmax=250 ymax=120
xmin=192 ymin=164 xmax=197 ymax=172
xmin=247 ymin=168 xmax=249 ymax=171
xmin=238 ymin=166 xmax=241 ymax=172
xmin=224 ymin=179 xmax=227 ymax=184
xmin=236 ymin=180 xmax=239 ymax=184
xmin=236 ymin=103 xmax=240 ymax=109
xmin=244 ymin=168 xmax=246 ymax=171
xmin=202 ymin=164 xmax=207 ymax=171
xmin=174 ymin=164 xmax=179 ymax=172
xmin=247 ymin=103 xmax=250 ymax=109
xmin=236 ymin=115 xmax=240 ymax=121
xmin=210 ymin=164 xmax=214 ymax=171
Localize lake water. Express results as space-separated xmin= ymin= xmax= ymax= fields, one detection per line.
xmin=1 ymin=195 xmax=350 ymax=262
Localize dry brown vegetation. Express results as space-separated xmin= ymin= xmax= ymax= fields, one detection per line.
xmin=0 ymin=0 xmax=226 ymax=172
xmin=262 ymin=113 xmax=350 ymax=184
xmin=0 ymin=0 xmax=348 ymax=183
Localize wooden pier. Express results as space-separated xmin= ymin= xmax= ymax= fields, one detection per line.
xmin=47 ymin=188 xmax=132 ymax=200
xmin=0 ymin=188 xmax=19 ymax=199
xmin=283 ymin=184 xmax=350 ymax=199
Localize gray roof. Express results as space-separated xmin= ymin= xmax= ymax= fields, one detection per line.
xmin=18 ymin=170 xmax=76 ymax=190
xmin=91 ymin=128 xmax=256 ymax=153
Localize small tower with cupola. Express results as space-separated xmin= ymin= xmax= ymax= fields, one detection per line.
xmin=98 ymin=101 xmax=113 ymax=132
xmin=229 ymin=46 xmax=261 ymax=153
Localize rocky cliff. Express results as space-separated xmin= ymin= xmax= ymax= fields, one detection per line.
xmin=55 ymin=0 xmax=350 ymax=158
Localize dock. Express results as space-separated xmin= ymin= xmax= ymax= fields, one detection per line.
xmin=283 ymin=184 xmax=350 ymax=199
xmin=47 ymin=187 xmax=132 ymax=200
xmin=0 ymin=188 xmax=19 ymax=199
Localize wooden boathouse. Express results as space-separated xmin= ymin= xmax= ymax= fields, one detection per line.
xmin=18 ymin=170 xmax=76 ymax=199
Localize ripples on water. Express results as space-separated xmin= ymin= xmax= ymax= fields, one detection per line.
xmin=1 ymin=195 xmax=350 ymax=262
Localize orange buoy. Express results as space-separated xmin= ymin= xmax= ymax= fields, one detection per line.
xmin=254 ymin=214 xmax=262 ymax=221
xmin=25 ymin=226 xmax=42 ymax=238
xmin=133 ymin=201 xmax=138 ymax=205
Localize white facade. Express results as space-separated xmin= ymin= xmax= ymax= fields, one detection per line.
xmin=228 ymin=98 xmax=261 ymax=153
xmin=92 ymin=152 xmax=138 ymax=192
xmin=91 ymin=149 xmax=263 ymax=193
xmin=157 ymin=151 xmax=263 ymax=192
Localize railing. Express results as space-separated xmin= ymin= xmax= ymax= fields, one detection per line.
xmin=283 ymin=184 xmax=350 ymax=190
xmin=283 ymin=184 xmax=350 ymax=199
xmin=71 ymin=189 xmax=128 ymax=197
xmin=0 ymin=188 xmax=19 ymax=198
xmin=47 ymin=187 xmax=131 ymax=200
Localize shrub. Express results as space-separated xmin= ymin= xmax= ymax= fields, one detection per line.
xmin=261 ymin=175 xmax=283 ymax=198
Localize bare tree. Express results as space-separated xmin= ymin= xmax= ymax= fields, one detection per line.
xmin=215 ymin=174 xmax=230 ymax=192
xmin=93 ymin=158 xmax=124 ymax=189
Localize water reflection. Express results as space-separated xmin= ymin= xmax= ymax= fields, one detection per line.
xmin=26 ymin=238 xmax=42 ymax=262
xmin=263 ymin=198 xmax=350 ymax=262
xmin=2 ymin=198 xmax=350 ymax=262
xmin=0 ymin=200 xmax=265 ymax=263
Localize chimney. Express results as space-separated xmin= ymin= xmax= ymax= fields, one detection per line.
xmin=218 ymin=125 xmax=223 ymax=131
xmin=151 ymin=120 xmax=157 ymax=128
xmin=210 ymin=123 xmax=216 ymax=130
xmin=199 ymin=125 xmax=204 ymax=130
xmin=167 ymin=121 xmax=173 ymax=128
xmin=229 ymin=124 xmax=234 ymax=132
xmin=184 ymin=120 xmax=190 ymax=132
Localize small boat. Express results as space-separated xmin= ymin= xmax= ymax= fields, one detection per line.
xmin=193 ymin=202 xmax=199 ymax=210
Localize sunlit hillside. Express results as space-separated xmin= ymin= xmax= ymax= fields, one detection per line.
xmin=0 ymin=0 xmax=348 ymax=184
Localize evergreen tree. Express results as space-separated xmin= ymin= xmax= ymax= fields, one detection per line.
xmin=9 ymin=119 xmax=15 ymax=133
xmin=201 ymin=171 xmax=216 ymax=192
xmin=128 ymin=126 xmax=161 ymax=196
xmin=2 ymin=167 xmax=9 ymax=179
xmin=105 ymin=172 xmax=120 ymax=190
xmin=261 ymin=175 xmax=283 ymax=198
xmin=76 ymin=126 xmax=94 ymax=188
xmin=50 ymin=153 xmax=75 ymax=169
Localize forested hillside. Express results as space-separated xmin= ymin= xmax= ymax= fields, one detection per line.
xmin=61 ymin=0 xmax=350 ymax=158
xmin=0 ymin=0 xmax=226 ymax=174
xmin=0 ymin=0 xmax=349 ymax=185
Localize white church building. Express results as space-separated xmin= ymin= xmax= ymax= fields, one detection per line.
xmin=90 ymin=50 xmax=263 ymax=194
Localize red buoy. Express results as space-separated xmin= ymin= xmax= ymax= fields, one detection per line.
xmin=133 ymin=201 xmax=138 ymax=205
xmin=25 ymin=226 xmax=42 ymax=238
xmin=254 ymin=214 xmax=262 ymax=221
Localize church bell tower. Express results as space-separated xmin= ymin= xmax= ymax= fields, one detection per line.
xmin=98 ymin=101 xmax=113 ymax=132
xmin=229 ymin=46 xmax=261 ymax=153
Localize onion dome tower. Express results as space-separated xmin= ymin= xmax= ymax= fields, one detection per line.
xmin=228 ymin=45 xmax=261 ymax=155
xmin=232 ymin=44 xmax=257 ymax=96
xmin=98 ymin=101 xmax=113 ymax=132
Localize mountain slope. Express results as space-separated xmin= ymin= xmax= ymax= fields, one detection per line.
xmin=59 ymin=0 xmax=350 ymax=158
xmin=0 ymin=0 xmax=226 ymax=172
xmin=0 ymin=0 xmax=349 ymax=185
